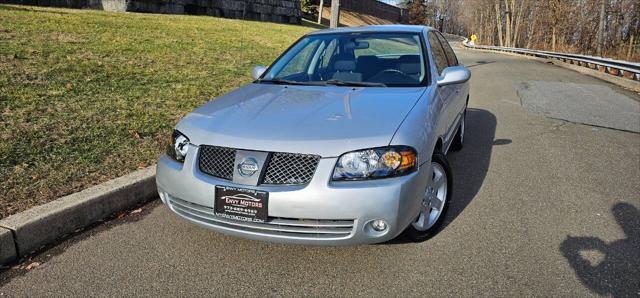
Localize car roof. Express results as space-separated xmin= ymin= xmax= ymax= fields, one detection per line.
xmin=307 ymin=25 xmax=433 ymax=36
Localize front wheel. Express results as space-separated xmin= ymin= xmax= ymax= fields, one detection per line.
xmin=401 ymin=152 xmax=452 ymax=242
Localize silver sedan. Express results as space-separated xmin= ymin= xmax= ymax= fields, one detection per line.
xmin=156 ymin=25 xmax=470 ymax=245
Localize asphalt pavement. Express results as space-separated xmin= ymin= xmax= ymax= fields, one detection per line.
xmin=1 ymin=47 xmax=639 ymax=297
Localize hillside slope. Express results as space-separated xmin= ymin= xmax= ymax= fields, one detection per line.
xmin=0 ymin=4 xmax=315 ymax=218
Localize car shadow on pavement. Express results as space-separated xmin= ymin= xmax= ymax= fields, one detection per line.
xmin=559 ymin=202 xmax=640 ymax=297
xmin=445 ymin=108 xmax=496 ymax=228
xmin=386 ymin=108 xmax=497 ymax=244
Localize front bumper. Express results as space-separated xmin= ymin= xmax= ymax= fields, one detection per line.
xmin=156 ymin=146 xmax=429 ymax=245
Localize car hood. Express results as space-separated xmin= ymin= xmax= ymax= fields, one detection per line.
xmin=177 ymin=83 xmax=426 ymax=157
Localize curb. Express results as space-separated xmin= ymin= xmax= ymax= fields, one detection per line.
xmin=550 ymin=60 xmax=640 ymax=93
xmin=0 ymin=166 xmax=157 ymax=265
xmin=0 ymin=228 xmax=16 ymax=265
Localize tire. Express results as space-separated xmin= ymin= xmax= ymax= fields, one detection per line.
xmin=401 ymin=152 xmax=453 ymax=242
xmin=449 ymin=108 xmax=466 ymax=152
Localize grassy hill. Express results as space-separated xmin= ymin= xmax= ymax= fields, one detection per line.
xmin=0 ymin=5 xmax=316 ymax=218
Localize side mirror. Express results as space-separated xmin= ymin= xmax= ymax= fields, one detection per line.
xmin=252 ymin=65 xmax=267 ymax=80
xmin=437 ymin=66 xmax=471 ymax=87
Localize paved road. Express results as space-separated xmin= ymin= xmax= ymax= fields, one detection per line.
xmin=2 ymin=48 xmax=639 ymax=297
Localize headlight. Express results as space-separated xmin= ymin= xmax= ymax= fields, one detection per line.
xmin=166 ymin=130 xmax=190 ymax=162
xmin=332 ymin=146 xmax=417 ymax=181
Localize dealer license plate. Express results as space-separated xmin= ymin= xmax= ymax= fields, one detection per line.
xmin=214 ymin=185 xmax=268 ymax=222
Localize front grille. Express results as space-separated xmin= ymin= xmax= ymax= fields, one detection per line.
xmin=263 ymin=152 xmax=320 ymax=185
xmin=167 ymin=196 xmax=354 ymax=239
xmin=198 ymin=145 xmax=236 ymax=180
xmin=197 ymin=145 xmax=320 ymax=185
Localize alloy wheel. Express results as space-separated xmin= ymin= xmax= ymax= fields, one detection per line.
xmin=412 ymin=162 xmax=448 ymax=231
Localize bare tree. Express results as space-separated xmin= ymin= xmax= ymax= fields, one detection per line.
xmin=596 ymin=0 xmax=607 ymax=56
xmin=405 ymin=0 xmax=639 ymax=61
xmin=504 ymin=0 xmax=512 ymax=47
xmin=494 ymin=0 xmax=504 ymax=46
xmin=511 ymin=0 xmax=526 ymax=47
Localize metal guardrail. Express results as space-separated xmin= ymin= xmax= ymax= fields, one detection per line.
xmin=463 ymin=40 xmax=640 ymax=82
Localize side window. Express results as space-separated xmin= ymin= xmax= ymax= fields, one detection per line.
xmin=428 ymin=32 xmax=448 ymax=75
xmin=436 ymin=33 xmax=458 ymax=66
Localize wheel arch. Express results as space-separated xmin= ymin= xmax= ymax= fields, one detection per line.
xmin=434 ymin=138 xmax=444 ymax=154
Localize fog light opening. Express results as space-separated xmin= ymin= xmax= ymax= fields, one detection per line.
xmin=371 ymin=219 xmax=388 ymax=232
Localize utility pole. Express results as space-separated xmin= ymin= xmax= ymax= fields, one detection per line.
xmin=317 ymin=0 xmax=324 ymax=24
xmin=596 ymin=0 xmax=606 ymax=57
xmin=330 ymin=0 xmax=340 ymax=28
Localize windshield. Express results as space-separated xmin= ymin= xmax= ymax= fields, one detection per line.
xmin=260 ymin=32 xmax=427 ymax=87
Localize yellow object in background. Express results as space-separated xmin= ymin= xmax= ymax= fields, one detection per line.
xmin=469 ymin=34 xmax=478 ymax=45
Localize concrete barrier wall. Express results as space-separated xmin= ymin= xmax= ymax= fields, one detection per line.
xmin=321 ymin=0 xmax=407 ymax=24
xmin=0 ymin=0 xmax=302 ymax=24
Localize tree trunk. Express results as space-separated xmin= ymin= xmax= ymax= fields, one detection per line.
xmin=526 ymin=19 xmax=535 ymax=49
xmin=330 ymin=0 xmax=340 ymax=28
xmin=504 ymin=0 xmax=511 ymax=47
xmin=479 ymin=10 xmax=484 ymax=43
xmin=317 ymin=0 xmax=324 ymax=24
xmin=512 ymin=0 xmax=525 ymax=47
xmin=548 ymin=0 xmax=560 ymax=52
xmin=628 ymin=34 xmax=636 ymax=60
xmin=438 ymin=0 xmax=447 ymax=32
xmin=552 ymin=26 xmax=557 ymax=51
xmin=596 ymin=0 xmax=606 ymax=56
xmin=494 ymin=0 xmax=504 ymax=47
xmin=526 ymin=2 xmax=537 ymax=49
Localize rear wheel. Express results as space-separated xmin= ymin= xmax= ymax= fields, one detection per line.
xmin=401 ymin=152 xmax=452 ymax=242
xmin=449 ymin=109 xmax=466 ymax=152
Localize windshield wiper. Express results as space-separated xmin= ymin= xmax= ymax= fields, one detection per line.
xmin=324 ymin=80 xmax=387 ymax=87
xmin=257 ymin=78 xmax=326 ymax=86
xmin=258 ymin=78 xmax=387 ymax=87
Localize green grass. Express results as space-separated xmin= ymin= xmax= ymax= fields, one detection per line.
xmin=0 ymin=5 xmax=316 ymax=218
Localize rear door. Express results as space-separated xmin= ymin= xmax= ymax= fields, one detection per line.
xmin=428 ymin=31 xmax=457 ymax=146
